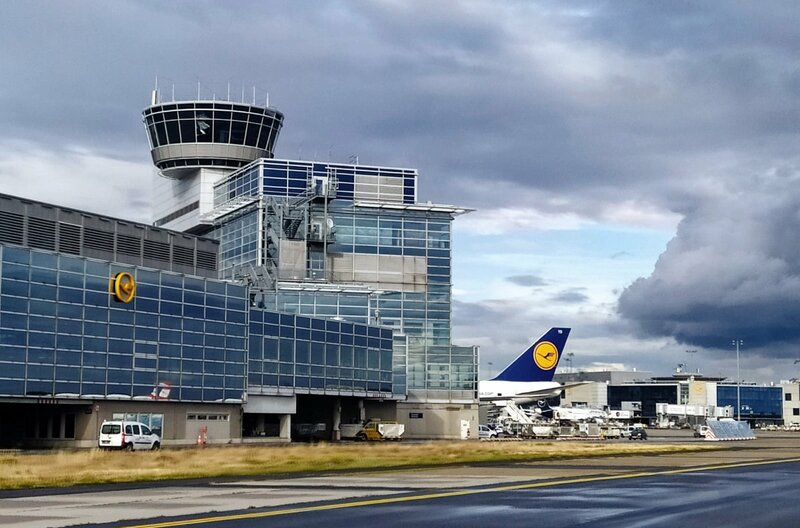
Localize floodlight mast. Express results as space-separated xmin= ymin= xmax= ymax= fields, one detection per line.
xmin=732 ymin=339 xmax=743 ymax=421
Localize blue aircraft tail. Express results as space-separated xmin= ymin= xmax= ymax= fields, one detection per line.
xmin=536 ymin=399 xmax=554 ymax=418
xmin=491 ymin=327 xmax=571 ymax=382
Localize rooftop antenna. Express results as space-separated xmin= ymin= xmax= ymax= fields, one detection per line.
xmin=252 ymin=86 xmax=256 ymax=105
xmin=686 ymin=349 xmax=697 ymax=373
xmin=266 ymin=92 xmax=269 ymax=107
xmin=151 ymin=75 xmax=159 ymax=105
xmin=227 ymin=82 xmax=231 ymax=102
xmin=197 ymin=80 xmax=201 ymax=100
xmin=171 ymin=83 xmax=175 ymax=102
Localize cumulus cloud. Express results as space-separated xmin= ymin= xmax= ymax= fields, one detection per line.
xmin=618 ymin=171 xmax=800 ymax=357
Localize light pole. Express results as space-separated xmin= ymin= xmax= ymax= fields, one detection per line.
xmin=732 ymin=339 xmax=743 ymax=421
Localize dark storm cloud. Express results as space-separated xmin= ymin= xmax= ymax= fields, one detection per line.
xmin=618 ymin=174 xmax=800 ymax=358
xmin=3 ymin=1 xmax=800 ymax=216
xmin=505 ymin=274 xmax=546 ymax=287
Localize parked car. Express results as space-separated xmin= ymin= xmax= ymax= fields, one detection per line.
xmin=479 ymin=425 xmax=498 ymax=439
xmin=98 ymin=420 xmax=160 ymax=450
xmin=628 ymin=427 xmax=648 ymax=441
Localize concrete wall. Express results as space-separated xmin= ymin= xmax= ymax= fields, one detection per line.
xmin=783 ymin=383 xmax=800 ymax=424
xmin=398 ymin=402 xmax=478 ymax=440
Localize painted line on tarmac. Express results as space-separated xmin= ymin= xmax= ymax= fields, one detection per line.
xmin=122 ymin=456 xmax=800 ymax=528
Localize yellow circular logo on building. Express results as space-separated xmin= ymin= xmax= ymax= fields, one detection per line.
xmin=533 ymin=341 xmax=559 ymax=370
xmin=111 ymin=272 xmax=136 ymax=303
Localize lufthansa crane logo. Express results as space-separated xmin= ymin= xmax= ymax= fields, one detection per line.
xmin=533 ymin=341 xmax=559 ymax=370
xmin=110 ymin=272 xmax=136 ymax=303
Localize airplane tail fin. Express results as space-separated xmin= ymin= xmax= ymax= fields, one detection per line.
xmin=491 ymin=327 xmax=570 ymax=382
xmin=536 ymin=399 xmax=554 ymax=418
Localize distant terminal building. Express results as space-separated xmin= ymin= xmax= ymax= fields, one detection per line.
xmin=782 ymin=381 xmax=800 ymax=426
xmin=554 ymin=368 xmax=784 ymax=427
xmin=555 ymin=370 xmax=653 ymax=410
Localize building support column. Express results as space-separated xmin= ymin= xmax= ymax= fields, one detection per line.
xmin=279 ymin=414 xmax=291 ymax=442
xmin=332 ymin=397 xmax=341 ymax=441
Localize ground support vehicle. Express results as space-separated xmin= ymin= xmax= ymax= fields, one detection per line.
xmin=356 ymin=420 xmax=404 ymax=441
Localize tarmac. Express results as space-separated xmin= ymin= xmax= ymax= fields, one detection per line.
xmin=2 ymin=431 xmax=799 ymax=528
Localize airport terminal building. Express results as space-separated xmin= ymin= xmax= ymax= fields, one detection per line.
xmin=0 ymin=92 xmax=479 ymax=447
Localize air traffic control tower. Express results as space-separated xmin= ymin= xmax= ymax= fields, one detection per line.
xmin=143 ymin=90 xmax=284 ymax=233
xmin=142 ymin=88 xmax=479 ymax=439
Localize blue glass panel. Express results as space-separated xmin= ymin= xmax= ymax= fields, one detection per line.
xmin=161 ymin=287 xmax=182 ymax=302
xmin=54 ymin=381 xmax=80 ymax=393
xmin=133 ymin=371 xmax=156 ymax=385
xmin=2 ymin=247 xmax=28 ymax=264
xmin=57 ymin=334 xmax=82 ymax=349
xmin=29 ymin=300 xmax=56 ymax=316
xmin=0 ymin=329 xmax=26 ymax=346
xmin=28 ymin=284 xmax=54 ymax=302
xmin=3 ymin=263 xmax=29 ymax=280
xmin=134 ymin=327 xmax=158 ymax=341
xmin=29 ymin=332 xmax=55 ymax=348
xmin=182 ymin=387 xmax=202 ymax=400
xmin=85 ymin=260 xmax=109 ymax=277
xmin=107 ymin=354 xmax=132 ymax=369
xmin=58 ymin=272 xmax=84 ymax=288
xmin=182 ymin=359 xmax=203 ymax=373
xmin=27 ymin=380 xmax=54 ymax=394
xmin=205 ymin=348 xmax=224 ymax=361
xmin=184 ymin=332 xmax=204 ymax=346
xmin=160 ymin=315 xmax=182 ymax=330
xmin=184 ymin=277 xmax=204 ymax=292
xmin=1 ymin=312 xmax=27 ymax=329
xmin=2 ymin=280 xmax=29 ymax=297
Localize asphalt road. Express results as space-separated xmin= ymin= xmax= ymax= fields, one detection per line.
xmin=96 ymin=459 xmax=800 ymax=528
xmin=4 ymin=434 xmax=800 ymax=528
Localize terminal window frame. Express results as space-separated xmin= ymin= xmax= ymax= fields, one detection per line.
xmin=112 ymin=412 xmax=164 ymax=437
xmin=187 ymin=413 xmax=230 ymax=421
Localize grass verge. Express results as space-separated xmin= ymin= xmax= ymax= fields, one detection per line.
xmin=0 ymin=441 xmax=718 ymax=490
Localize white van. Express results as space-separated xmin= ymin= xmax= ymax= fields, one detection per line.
xmin=98 ymin=420 xmax=160 ymax=451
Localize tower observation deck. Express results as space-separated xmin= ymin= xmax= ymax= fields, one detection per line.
xmin=142 ymin=91 xmax=284 ymax=178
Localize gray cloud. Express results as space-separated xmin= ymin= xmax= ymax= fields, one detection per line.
xmin=2 ymin=1 xmax=799 ymax=219
xmin=550 ymin=289 xmax=589 ymax=304
xmin=618 ymin=173 xmax=800 ymax=358
xmin=505 ymin=274 xmax=547 ymax=287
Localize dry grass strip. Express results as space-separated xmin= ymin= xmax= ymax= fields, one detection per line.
xmin=0 ymin=441 xmax=717 ymax=489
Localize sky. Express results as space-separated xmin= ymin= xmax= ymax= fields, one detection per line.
xmin=2 ymin=1 xmax=800 ymax=383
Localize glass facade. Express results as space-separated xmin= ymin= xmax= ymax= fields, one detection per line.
xmin=607 ymin=384 xmax=679 ymax=418
xmin=204 ymin=155 xmax=477 ymax=402
xmin=214 ymin=159 xmax=417 ymax=207
xmin=0 ymin=246 xmax=248 ymax=401
xmin=248 ymin=310 xmax=394 ymax=397
xmin=717 ymin=385 xmax=782 ymax=420
xmin=0 ymin=244 xmax=395 ymax=402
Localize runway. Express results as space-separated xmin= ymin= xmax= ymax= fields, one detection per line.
xmin=3 ymin=433 xmax=800 ymax=528
xmin=113 ymin=458 xmax=800 ymax=528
